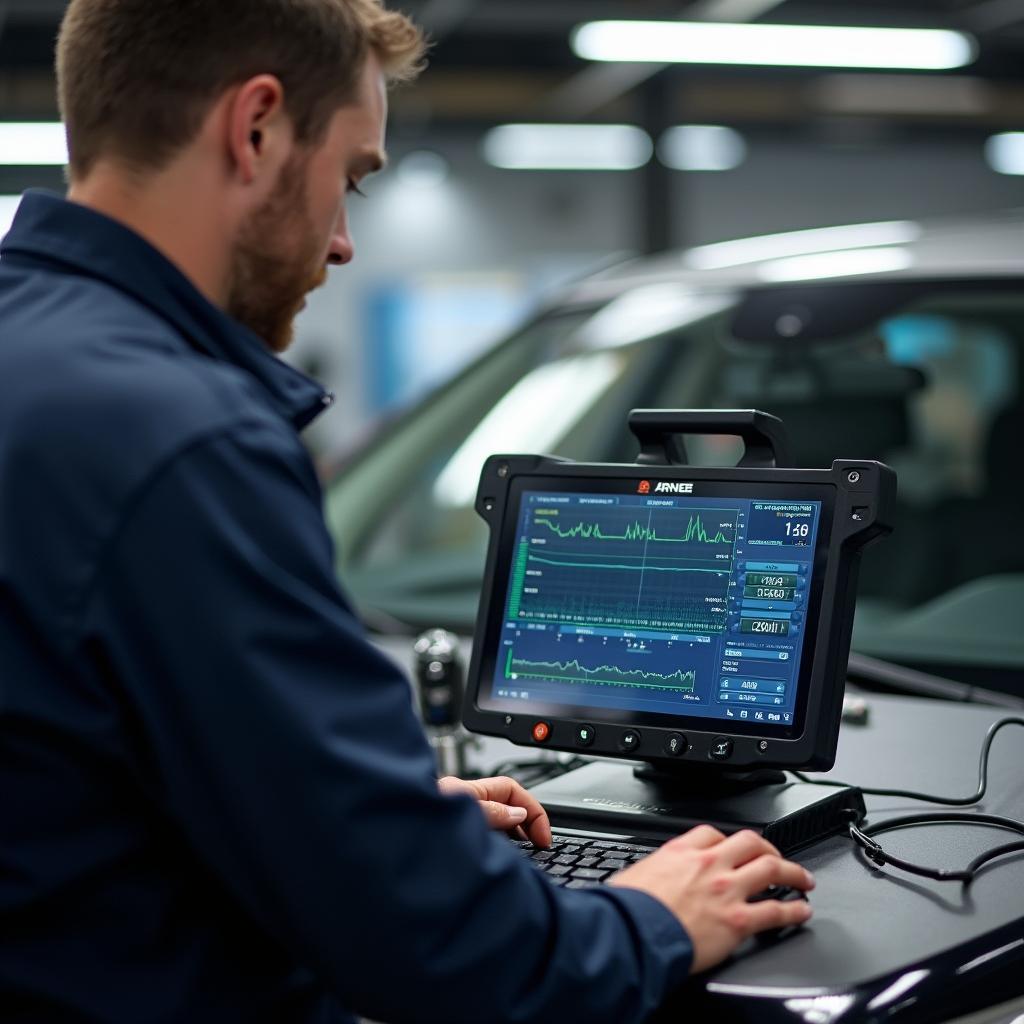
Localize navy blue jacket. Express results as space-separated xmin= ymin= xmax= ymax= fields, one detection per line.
xmin=0 ymin=192 xmax=692 ymax=1023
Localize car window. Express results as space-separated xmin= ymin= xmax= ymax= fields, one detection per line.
xmin=325 ymin=282 xmax=1024 ymax=684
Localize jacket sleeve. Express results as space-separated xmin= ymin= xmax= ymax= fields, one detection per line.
xmin=80 ymin=418 xmax=693 ymax=1024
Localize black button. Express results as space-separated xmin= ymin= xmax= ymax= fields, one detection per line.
xmin=709 ymin=736 xmax=733 ymax=761
xmin=575 ymin=724 xmax=596 ymax=748
xmin=619 ymin=730 xmax=641 ymax=753
xmin=664 ymin=733 xmax=687 ymax=757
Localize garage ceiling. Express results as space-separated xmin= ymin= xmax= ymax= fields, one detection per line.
xmin=2 ymin=0 xmax=1024 ymax=131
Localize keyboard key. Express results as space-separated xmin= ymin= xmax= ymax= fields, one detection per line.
xmin=597 ymin=859 xmax=626 ymax=872
xmin=566 ymin=879 xmax=601 ymax=889
xmin=553 ymin=855 xmax=578 ymax=866
xmin=547 ymin=865 xmax=572 ymax=877
xmin=531 ymin=850 xmax=555 ymax=862
xmin=576 ymin=857 xmax=600 ymax=868
xmin=571 ymin=868 xmax=610 ymax=881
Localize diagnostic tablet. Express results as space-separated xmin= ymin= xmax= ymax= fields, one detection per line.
xmin=463 ymin=422 xmax=894 ymax=773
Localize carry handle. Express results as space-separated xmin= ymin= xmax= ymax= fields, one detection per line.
xmin=628 ymin=409 xmax=793 ymax=469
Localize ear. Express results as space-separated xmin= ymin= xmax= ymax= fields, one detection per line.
xmin=225 ymin=74 xmax=290 ymax=186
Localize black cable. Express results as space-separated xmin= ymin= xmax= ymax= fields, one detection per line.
xmin=794 ymin=716 xmax=1024 ymax=885
xmin=849 ymin=813 xmax=1024 ymax=884
xmin=792 ymin=716 xmax=1024 ymax=805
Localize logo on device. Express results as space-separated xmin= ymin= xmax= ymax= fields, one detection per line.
xmin=637 ymin=480 xmax=651 ymax=494
xmin=653 ymin=482 xmax=694 ymax=495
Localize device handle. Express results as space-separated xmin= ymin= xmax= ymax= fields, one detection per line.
xmin=628 ymin=409 xmax=793 ymax=468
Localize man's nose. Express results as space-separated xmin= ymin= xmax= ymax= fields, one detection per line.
xmin=328 ymin=210 xmax=354 ymax=266
xmin=328 ymin=230 xmax=354 ymax=266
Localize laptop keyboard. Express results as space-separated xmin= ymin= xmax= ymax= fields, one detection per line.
xmin=513 ymin=834 xmax=658 ymax=889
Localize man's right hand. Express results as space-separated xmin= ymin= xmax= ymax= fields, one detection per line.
xmin=607 ymin=825 xmax=814 ymax=974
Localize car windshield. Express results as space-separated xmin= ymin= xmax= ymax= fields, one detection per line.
xmin=324 ymin=279 xmax=1024 ymax=688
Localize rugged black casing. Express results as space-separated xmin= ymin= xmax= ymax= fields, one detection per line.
xmin=462 ymin=411 xmax=895 ymax=773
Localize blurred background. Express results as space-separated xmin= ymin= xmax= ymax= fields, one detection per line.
xmin=1 ymin=0 xmax=1023 ymax=455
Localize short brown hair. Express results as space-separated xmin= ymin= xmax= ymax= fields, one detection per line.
xmin=57 ymin=0 xmax=425 ymax=179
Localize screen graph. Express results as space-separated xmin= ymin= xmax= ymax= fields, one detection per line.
xmin=490 ymin=487 xmax=821 ymax=724
xmin=509 ymin=501 xmax=739 ymax=633
xmin=505 ymin=649 xmax=697 ymax=693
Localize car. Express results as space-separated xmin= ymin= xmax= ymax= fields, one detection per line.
xmin=322 ymin=213 xmax=1024 ymax=702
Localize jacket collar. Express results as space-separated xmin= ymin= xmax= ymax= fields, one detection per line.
xmin=1 ymin=190 xmax=332 ymax=430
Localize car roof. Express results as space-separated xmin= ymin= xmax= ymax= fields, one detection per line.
xmin=554 ymin=211 xmax=1024 ymax=308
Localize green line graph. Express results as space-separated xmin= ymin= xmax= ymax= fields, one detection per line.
xmin=535 ymin=513 xmax=732 ymax=546
xmin=505 ymin=648 xmax=697 ymax=692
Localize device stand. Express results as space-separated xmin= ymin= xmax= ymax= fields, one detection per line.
xmin=632 ymin=763 xmax=787 ymax=792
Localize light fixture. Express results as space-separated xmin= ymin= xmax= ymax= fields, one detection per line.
xmin=0 ymin=123 xmax=68 ymax=166
xmin=482 ymin=124 xmax=653 ymax=171
xmin=685 ymin=221 xmax=922 ymax=270
xmin=659 ymin=125 xmax=747 ymax=172
xmin=757 ymin=247 xmax=914 ymax=283
xmin=572 ymin=21 xmax=976 ymax=71
xmin=0 ymin=195 xmax=23 ymax=237
xmin=985 ymin=132 xmax=1024 ymax=175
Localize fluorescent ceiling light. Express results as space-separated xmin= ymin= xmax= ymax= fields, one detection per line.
xmin=659 ymin=125 xmax=746 ymax=172
xmin=0 ymin=195 xmax=22 ymax=237
xmin=0 ymin=123 xmax=68 ymax=166
xmin=483 ymin=124 xmax=653 ymax=171
xmin=685 ymin=220 xmax=922 ymax=270
xmin=985 ymin=132 xmax=1024 ymax=176
xmin=572 ymin=21 xmax=976 ymax=71
xmin=757 ymin=247 xmax=914 ymax=283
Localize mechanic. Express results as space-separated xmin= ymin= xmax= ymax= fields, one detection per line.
xmin=0 ymin=2 xmax=814 ymax=1021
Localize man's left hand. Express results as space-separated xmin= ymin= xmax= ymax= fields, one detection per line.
xmin=439 ymin=775 xmax=552 ymax=848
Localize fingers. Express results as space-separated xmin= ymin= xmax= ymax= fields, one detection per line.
xmin=670 ymin=824 xmax=727 ymax=850
xmin=450 ymin=775 xmax=553 ymax=848
xmin=713 ymin=829 xmax=781 ymax=868
xmin=437 ymin=776 xmax=466 ymax=797
xmin=734 ymin=854 xmax=815 ymax=896
xmin=480 ymin=799 xmax=529 ymax=830
xmin=482 ymin=776 xmax=553 ymax=848
xmin=740 ymin=895 xmax=813 ymax=937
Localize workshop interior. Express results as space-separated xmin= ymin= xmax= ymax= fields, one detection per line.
xmin=2 ymin=2 xmax=1024 ymax=1023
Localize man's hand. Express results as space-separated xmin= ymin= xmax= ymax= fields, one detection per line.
xmin=609 ymin=825 xmax=814 ymax=974
xmin=438 ymin=775 xmax=552 ymax=848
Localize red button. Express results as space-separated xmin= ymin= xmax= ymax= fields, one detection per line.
xmin=532 ymin=721 xmax=551 ymax=743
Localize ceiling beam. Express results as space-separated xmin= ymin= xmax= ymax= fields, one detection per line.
xmin=964 ymin=0 xmax=1024 ymax=32
xmin=416 ymin=0 xmax=478 ymax=41
xmin=542 ymin=0 xmax=787 ymax=119
xmin=3 ymin=0 xmax=66 ymax=18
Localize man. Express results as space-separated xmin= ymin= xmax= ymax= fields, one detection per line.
xmin=0 ymin=1 xmax=813 ymax=1021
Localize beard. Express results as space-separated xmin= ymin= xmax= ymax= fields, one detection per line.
xmin=227 ymin=150 xmax=328 ymax=353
